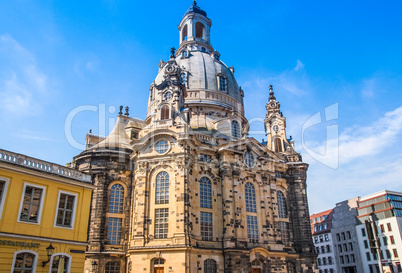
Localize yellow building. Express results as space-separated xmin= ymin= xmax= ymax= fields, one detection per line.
xmin=0 ymin=149 xmax=94 ymax=273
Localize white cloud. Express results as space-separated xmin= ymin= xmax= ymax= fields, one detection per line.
xmin=304 ymin=106 xmax=402 ymax=166
xmin=361 ymin=78 xmax=376 ymax=98
xmin=14 ymin=129 xmax=60 ymax=142
xmin=0 ymin=34 xmax=49 ymax=116
xmin=74 ymin=55 xmax=101 ymax=80
xmin=241 ymin=69 xmax=310 ymax=97
xmin=303 ymin=106 xmax=402 ymax=213
xmin=294 ymin=59 xmax=305 ymax=71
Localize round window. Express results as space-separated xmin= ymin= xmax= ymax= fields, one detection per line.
xmin=155 ymin=140 xmax=169 ymax=154
xmin=244 ymin=151 xmax=254 ymax=168
xmin=164 ymin=91 xmax=173 ymax=101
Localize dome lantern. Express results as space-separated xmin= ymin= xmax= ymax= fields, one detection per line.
xmin=177 ymin=1 xmax=213 ymax=53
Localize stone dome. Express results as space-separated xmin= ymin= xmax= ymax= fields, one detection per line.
xmin=154 ymin=51 xmax=243 ymax=106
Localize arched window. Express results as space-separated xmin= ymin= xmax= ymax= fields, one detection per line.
xmin=200 ymin=177 xmax=212 ymax=208
xmin=109 ymin=184 xmax=124 ymax=213
xmin=244 ymin=151 xmax=254 ymax=168
xmin=277 ymin=191 xmax=287 ymax=218
xmin=50 ymin=254 xmax=71 ymax=273
xmin=204 ymin=259 xmax=217 ymax=273
xmin=161 ymin=105 xmax=169 ymax=120
xmin=105 ymin=261 xmax=120 ymax=273
xmin=231 ymin=120 xmax=241 ymax=138
xmin=196 ymin=22 xmax=205 ymax=39
xmin=153 ymin=258 xmax=165 ymax=272
xmin=251 ymin=260 xmax=263 ymax=272
xmin=274 ymin=138 xmax=283 ymax=152
xmin=12 ymin=251 xmax=37 ymax=273
xmin=245 ymin=183 xmax=256 ymax=212
xmin=182 ymin=25 xmax=188 ymax=41
xmin=156 ymin=172 xmax=169 ymax=204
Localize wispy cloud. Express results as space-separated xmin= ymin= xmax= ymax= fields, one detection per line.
xmin=73 ymin=54 xmax=101 ymax=80
xmin=361 ymin=78 xmax=376 ymax=98
xmin=294 ymin=59 xmax=305 ymax=71
xmin=0 ymin=34 xmax=49 ymax=116
xmin=14 ymin=129 xmax=60 ymax=142
xmin=241 ymin=64 xmax=311 ymax=97
xmin=304 ymin=106 xmax=402 ymax=213
xmin=303 ymin=106 xmax=402 ymax=166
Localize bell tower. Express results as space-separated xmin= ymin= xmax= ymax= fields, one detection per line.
xmin=147 ymin=48 xmax=186 ymax=124
xmin=264 ymin=85 xmax=293 ymax=152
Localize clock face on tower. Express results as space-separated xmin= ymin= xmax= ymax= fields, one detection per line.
xmin=273 ymin=125 xmax=279 ymax=133
xmin=164 ymin=91 xmax=173 ymax=101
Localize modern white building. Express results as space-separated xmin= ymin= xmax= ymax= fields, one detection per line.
xmin=311 ymin=209 xmax=337 ymax=273
xmin=356 ymin=190 xmax=402 ymax=273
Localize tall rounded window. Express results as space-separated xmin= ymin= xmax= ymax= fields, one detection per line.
xmin=200 ymin=177 xmax=212 ymax=208
xmin=182 ymin=25 xmax=188 ymax=41
xmin=204 ymin=259 xmax=217 ymax=273
xmin=161 ymin=105 xmax=169 ymax=120
xmin=277 ymin=191 xmax=287 ymax=218
xmin=156 ymin=172 xmax=169 ymax=204
xmin=155 ymin=140 xmax=169 ymax=154
xmin=109 ymin=184 xmax=124 ymax=213
xmin=244 ymin=151 xmax=254 ymax=168
xmin=245 ymin=182 xmax=256 ymax=212
xmin=231 ymin=120 xmax=241 ymax=138
xmin=196 ymin=22 xmax=205 ymax=39
xmin=274 ymin=138 xmax=283 ymax=152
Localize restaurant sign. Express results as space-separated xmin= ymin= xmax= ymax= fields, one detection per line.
xmin=0 ymin=240 xmax=40 ymax=248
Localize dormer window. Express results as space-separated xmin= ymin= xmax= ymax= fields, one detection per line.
xmin=182 ymin=51 xmax=188 ymax=57
xmin=218 ymin=75 xmax=227 ymax=92
xmin=201 ymin=47 xmax=206 ymax=53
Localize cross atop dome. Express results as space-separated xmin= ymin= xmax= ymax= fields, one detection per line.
xmin=184 ymin=0 xmax=207 ymax=17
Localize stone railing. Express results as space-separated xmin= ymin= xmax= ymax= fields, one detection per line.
xmin=0 ymin=149 xmax=91 ymax=183
xmin=186 ymin=90 xmax=242 ymax=113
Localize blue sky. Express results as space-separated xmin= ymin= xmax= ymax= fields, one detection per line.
xmin=0 ymin=0 xmax=401 ymax=213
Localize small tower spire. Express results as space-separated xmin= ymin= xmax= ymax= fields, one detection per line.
xmin=193 ymin=0 xmax=197 ymax=6
xmin=119 ymin=106 xmax=123 ymax=116
xmin=269 ymin=84 xmax=276 ymax=101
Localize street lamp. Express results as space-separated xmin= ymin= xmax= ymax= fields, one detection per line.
xmin=92 ymin=261 xmax=98 ymax=272
xmin=42 ymin=243 xmax=55 ymax=267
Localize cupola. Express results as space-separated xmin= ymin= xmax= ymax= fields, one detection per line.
xmin=177 ymin=1 xmax=213 ymax=53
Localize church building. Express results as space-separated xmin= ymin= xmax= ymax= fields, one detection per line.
xmin=73 ymin=2 xmax=316 ymax=272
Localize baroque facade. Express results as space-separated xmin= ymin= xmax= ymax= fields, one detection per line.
xmin=74 ymin=2 xmax=316 ymax=272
